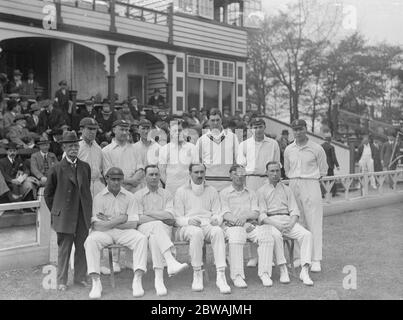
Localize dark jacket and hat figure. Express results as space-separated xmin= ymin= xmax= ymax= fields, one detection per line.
xmin=44 ymin=130 xmax=92 ymax=290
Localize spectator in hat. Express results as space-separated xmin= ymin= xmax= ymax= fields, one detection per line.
xmin=321 ymin=132 xmax=339 ymax=197
xmin=147 ymin=88 xmax=165 ymax=107
xmin=79 ymin=100 xmax=97 ymax=120
xmin=7 ymin=69 xmax=25 ymax=95
xmin=38 ymin=99 xmax=66 ymax=136
xmin=48 ymin=128 xmax=64 ymax=161
xmin=23 ymin=69 xmax=40 ymax=97
xmin=116 ymin=100 xmax=135 ymax=124
xmin=222 ymin=106 xmax=233 ymax=129
xmin=128 ymin=96 xmax=141 ymax=120
xmin=54 ymin=80 xmax=72 ymax=125
xmin=19 ymin=96 xmax=30 ymax=115
xmin=188 ymin=108 xmax=201 ymax=126
xmin=30 ymin=137 xmax=58 ymax=186
xmin=25 ymin=103 xmax=41 ymax=133
xmin=0 ymin=142 xmax=37 ymax=201
xmin=3 ymin=99 xmax=21 ymax=131
xmin=145 ymin=104 xmax=160 ymax=126
xmin=155 ymin=109 xmax=170 ymax=131
xmin=44 ymin=131 xmax=92 ymax=291
xmin=7 ymin=114 xmax=39 ymax=148
xmin=96 ymin=101 xmax=117 ymax=144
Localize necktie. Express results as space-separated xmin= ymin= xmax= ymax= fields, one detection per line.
xmin=43 ymin=154 xmax=49 ymax=175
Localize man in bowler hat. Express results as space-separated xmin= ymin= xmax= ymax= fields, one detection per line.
xmin=44 ymin=131 xmax=92 ymax=290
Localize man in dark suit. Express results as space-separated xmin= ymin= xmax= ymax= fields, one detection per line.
xmin=30 ymin=137 xmax=58 ymax=186
xmin=321 ymin=132 xmax=340 ymax=197
xmin=0 ymin=142 xmax=37 ymax=201
xmin=7 ymin=69 xmax=26 ymax=95
xmin=381 ymin=133 xmax=400 ymax=170
xmin=147 ymin=88 xmax=165 ymax=107
xmin=54 ymin=80 xmax=72 ymax=126
xmin=25 ymin=103 xmax=41 ymax=134
xmin=38 ymin=99 xmax=66 ymax=135
xmin=44 ymin=131 xmax=92 ymax=291
xmin=23 ymin=69 xmax=40 ymax=98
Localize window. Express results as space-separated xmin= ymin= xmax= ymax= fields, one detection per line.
xmin=174 ymin=0 xmax=196 ymax=14
xmin=187 ymin=77 xmax=200 ymax=109
xmin=177 ymin=96 xmax=184 ymax=111
xmin=177 ymin=57 xmax=184 ymax=72
xmin=222 ymin=82 xmax=234 ymax=111
xmin=223 ymin=62 xmax=234 ymax=78
xmin=198 ymin=0 xmax=214 ymax=19
xmin=238 ymin=84 xmax=243 ymax=97
xmin=177 ymin=77 xmax=183 ymax=92
xmin=188 ymin=57 xmax=201 ymax=74
xmin=203 ymin=79 xmax=219 ymax=109
xmin=238 ymin=66 xmax=243 ymax=80
xmin=204 ymin=59 xmax=220 ymax=76
xmin=238 ymin=101 xmax=243 ymax=111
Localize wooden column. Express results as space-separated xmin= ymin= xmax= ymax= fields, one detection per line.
xmin=107 ymin=45 xmax=117 ymax=106
xmin=167 ymin=3 xmax=173 ymax=45
xmin=166 ymin=54 xmax=176 ymax=111
xmin=109 ymin=0 xmax=116 ymax=32
xmin=239 ymin=0 xmax=244 ymax=27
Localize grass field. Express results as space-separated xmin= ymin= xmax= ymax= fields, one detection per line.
xmin=0 ymin=202 xmax=402 ymax=300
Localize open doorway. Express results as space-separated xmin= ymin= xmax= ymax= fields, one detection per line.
xmin=128 ymin=75 xmax=146 ymax=105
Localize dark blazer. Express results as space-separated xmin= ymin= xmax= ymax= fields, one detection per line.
xmin=321 ymin=142 xmax=339 ymax=169
xmin=30 ymin=151 xmax=58 ymax=179
xmin=44 ymin=158 xmax=92 ymax=234
xmin=0 ymin=156 xmax=29 ymax=186
xmin=25 ymin=114 xmax=40 ymax=133
xmin=54 ymin=89 xmax=70 ymax=114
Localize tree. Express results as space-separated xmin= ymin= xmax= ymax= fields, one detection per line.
xmin=247 ymin=0 xmax=342 ymax=122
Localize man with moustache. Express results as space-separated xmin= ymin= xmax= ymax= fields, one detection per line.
xmin=44 ymin=131 xmax=92 ymax=291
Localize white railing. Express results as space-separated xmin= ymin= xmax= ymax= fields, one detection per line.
xmin=207 ymin=169 xmax=403 ymax=204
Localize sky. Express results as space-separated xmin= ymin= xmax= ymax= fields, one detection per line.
xmin=261 ymin=0 xmax=403 ymax=46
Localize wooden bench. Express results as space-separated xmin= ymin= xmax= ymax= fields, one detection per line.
xmin=104 ymin=237 xmax=296 ymax=288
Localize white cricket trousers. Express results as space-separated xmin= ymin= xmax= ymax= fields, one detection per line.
xmin=289 ymin=179 xmax=323 ymax=261
xmin=225 ymin=225 xmax=274 ymax=279
xmin=359 ymin=156 xmax=376 ymax=187
xmin=137 ymin=221 xmax=173 ymax=269
xmin=176 ymin=224 xmax=227 ymax=270
xmin=269 ymin=216 xmax=313 ymax=267
xmin=84 ymin=228 xmax=148 ymax=275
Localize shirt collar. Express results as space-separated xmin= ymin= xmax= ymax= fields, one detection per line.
xmin=65 ymin=156 xmax=77 ymax=165
xmin=40 ymin=151 xmax=48 ymax=157
xmin=101 ymin=186 xmax=128 ymax=197
xmin=144 ymin=186 xmax=163 ymax=195
xmin=228 ymin=184 xmax=249 ymax=194
xmin=8 ymin=156 xmax=14 ymax=163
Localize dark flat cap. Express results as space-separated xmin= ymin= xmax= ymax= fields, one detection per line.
xmin=5 ymin=142 xmax=19 ymax=150
xmin=79 ymin=117 xmax=99 ymax=128
xmin=37 ymin=137 xmax=51 ymax=145
xmin=112 ymin=119 xmax=130 ymax=128
xmin=250 ymin=118 xmax=265 ymax=127
xmin=291 ymin=119 xmax=307 ymax=129
xmin=58 ymin=80 xmax=67 ymax=86
xmin=106 ymin=167 xmax=124 ymax=178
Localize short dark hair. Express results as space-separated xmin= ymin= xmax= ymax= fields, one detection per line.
xmin=229 ymin=164 xmax=244 ymax=174
xmin=265 ymin=161 xmax=281 ymax=171
xmin=209 ymin=108 xmax=222 ymax=119
xmin=144 ymin=165 xmax=159 ymax=175
xmin=189 ymin=163 xmax=206 ymax=173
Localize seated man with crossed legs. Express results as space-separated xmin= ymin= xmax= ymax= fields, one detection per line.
xmin=257 ymin=161 xmax=314 ymax=286
xmin=84 ymin=167 xmax=148 ymax=299
xmin=134 ymin=165 xmax=188 ymax=296
xmin=220 ymin=164 xmax=274 ymax=288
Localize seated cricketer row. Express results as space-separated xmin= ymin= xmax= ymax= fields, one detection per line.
xmin=84 ymin=162 xmax=314 ymax=299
